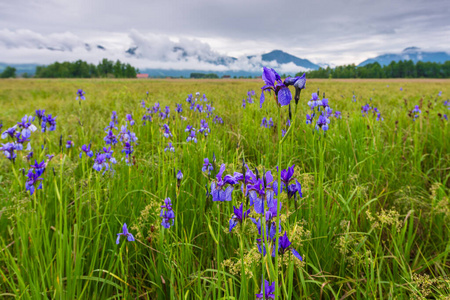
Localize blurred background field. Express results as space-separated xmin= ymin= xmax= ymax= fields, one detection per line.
xmin=0 ymin=78 xmax=449 ymax=299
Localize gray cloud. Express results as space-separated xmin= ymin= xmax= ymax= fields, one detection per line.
xmin=0 ymin=0 xmax=449 ymax=66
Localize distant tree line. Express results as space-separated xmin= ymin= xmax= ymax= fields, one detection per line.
xmin=35 ymin=59 xmax=138 ymax=78
xmin=190 ymin=73 xmax=219 ymax=79
xmin=302 ymin=60 xmax=450 ymax=79
xmin=0 ymin=66 xmax=16 ymax=78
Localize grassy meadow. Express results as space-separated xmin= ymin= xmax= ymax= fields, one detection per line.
xmin=0 ymin=78 xmax=449 ymax=299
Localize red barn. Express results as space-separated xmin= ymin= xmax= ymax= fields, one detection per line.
xmin=136 ymin=73 xmax=149 ymax=78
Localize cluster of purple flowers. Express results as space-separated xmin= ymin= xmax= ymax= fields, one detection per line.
xmin=164 ymin=142 xmax=175 ymax=152
xmin=305 ymin=92 xmax=340 ymax=132
xmin=198 ymin=119 xmax=210 ymax=137
xmin=25 ymin=156 xmax=54 ymax=195
xmin=160 ymin=198 xmax=175 ymax=228
xmin=261 ymin=117 xmax=274 ymax=128
xmin=411 ymin=105 xmax=421 ymax=121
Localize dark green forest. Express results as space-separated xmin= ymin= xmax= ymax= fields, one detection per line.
xmin=34 ymin=59 xmax=138 ymax=78
xmin=302 ymin=60 xmax=450 ymax=78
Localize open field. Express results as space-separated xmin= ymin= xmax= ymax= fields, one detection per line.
xmin=0 ymin=78 xmax=449 ymax=299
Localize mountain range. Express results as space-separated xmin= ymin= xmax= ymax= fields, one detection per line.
xmin=358 ymin=47 xmax=450 ymax=66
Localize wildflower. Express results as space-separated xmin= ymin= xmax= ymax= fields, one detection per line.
xmin=186 ymin=130 xmax=197 ymax=143
xmin=286 ymin=179 xmax=302 ymax=200
xmin=229 ymin=203 xmax=250 ymax=232
xmin=104 ymin=130 xmax=118 ymax=145
xmin=275 ymin=232 xmax=303 ymax=260
xmin=126 ymin=114 xmax=135 ymax=126
xmin=307 ymin=93 xmax=321 ymax=110
xmin=210 ymin=164 xmax=238 ymax=202
xmin=213 ymin=116 xmax=223 ymax=124
xmin=141 ymin=99 xmax=146 ymax=108
xmin=176 ymin=170 xmax=183 ymax=181
xmin=280 ymin=165 xmax=295 ymax=187
xmin=26 ymin=151 xmax=33 ymax=161
xmin=1 ymin=127 xmax=16 ymax=139
xmin=162 ymin=124 xmax=172 ymax=138
xmin=79 ymin=144 xmax=93 ymax=158
xmin=376 ymin=113 xmax=384 ymax=121
xmin=438 ymin=91 xmax=442 ymax=97
xmin=284 ymin=73 xmax=306 ymax=105
xmin=315 ymin=113 xmax=330 ymax=131
xmin=185 ymin=125 xmax=193 ymax=132
xmin=261 ymin=117 xmax=268 ymax=128
xmin=202 ymin=158 xmax=213 ymax=174
xmin=248 ymin=171 xmax=276 ymax=214
xmin=93 ymin=153 xmax=110 ymax=172
xmin=0 ymin=142 xmax=19 ymax=161
xmin=176 ymin=103 xmax=182 ymax=113
xmin=104 ymin=121 xmax=118 ymax=132
xmin=14 ymin=131 xmax=31 ymax=151
xmin=66 ymin=140 xmax=74 ymax=148
xmin=116 ymin=223 xmax=135 ymax=244
xmin=334 ymin=111 xmax=342 ymax=119
xmin=260 ymin=67 xmax=292 ymax=107
xmin=268 ymin=118 xmax=274 ymax=128
xmin=25 ymin=168 xmax=43 ymax=195
xmin=165 ymin=142 xmax=175 ymax=152
xmin=361 ymin=104 xmax=371 ymax=116
xmin=306 ymin=114 xmax=313 ymax=125
xmin=121 ymin=142 xmax=134 ymax=157
xmin=412 ymin=105 xmax=421 ymax=120
xmin=160 ymin=198 xmax=175 ymax=228
xmin=45 ymin=114 xmax=57 ymax=131
xmin=444 ymin=100 xmax=449 ymax=109
xmin=35 ymin=109 xmax=46 ymax=123
xmin=256 ymin=280 xmax=275 ymax=299
xmin=111 ymin=111 xmax=118 ymax=125
xmin=400 ymin=87 xmax=403 ymax=91
xmin=242 ymin=98 xmax=246 ymax=108
xmin=16 ymin=115 xmax=37 ymax=136
xmin=199 ymin=119 xmax=210 ymax=137
xmin=76 ymin=89 xmax=86 ymax=101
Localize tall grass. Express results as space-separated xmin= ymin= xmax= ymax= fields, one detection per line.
xmin=0 ymin=78 xmax=449 ymax=299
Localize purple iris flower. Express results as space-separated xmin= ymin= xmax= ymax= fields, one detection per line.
xmin=66 ymin=140 xmax=74 ymax=149
xmin=80 ymin=144 xmax=93 ymax=158
xmin=253 ymin=219 xmax=279 ymax=256
xmin=438 ymin=91 xmax=442 ymax=97
xmin=142 ymin=114 xmax=152 ymax=125
xmin=116 ymin=223 xmax=135 ymax=244
xmin=284 ymin=73 xmax=306 ymax=104
xmin=119 ymin=124 xmax=138 ymax=143
xmin=93 ymin=153 xmax=110 ymax=172
xmin=376 ymin=113 xmax=384 ymax=121
xmin=280 ymin=165 xmax=295 ymax=187
xmin=308 ymin=93 xmax=321 ymax=110
xmin=361 ymin=104 xmax=371 ymax=116
xmin=248 ymin=171 xmax=277 ymax=214
xmin=315 ymin=113 xmax=330 ymax=131
xmin=199 ymin=119 xmax=210 ymax=137
xmin=261 ymin=117 xmax=268 ymax=128
xmin=160 ymin=198 xmax=175 ymax=229
xmin=165 ymin=142 xmax=175 ymax=152
xmin=443 ymin=114 xmax=448 ymax=121
xmin=260 ymin=67 xmax=292 ymax=107
xmin=35 ymin=109 xmax=45 ymax=120
xmin=412 ymin=105 xmax=421 ymax=120
xmin=334 ymin=111 xmax=342 ymax=119
xmin=256 ymin=280 xmax=275 ymax=299
xmin=111 ymin=111 xmax=118 ymax=125
xmin=276 ymin=231 xmax=303 ymax=260
xmin=76 ymin=89 xmax=86 ymax=101
xmin=185 ymin=125 xmax=193 ymax=132
xmin=26 ymin=151 xmax=33 ymax=161
xmin=25 ymin=168 xmax=43 ymax=195
xmin=159 ymin=112 xmax=167 ymax=120
xmin=186 ymin=94 xmax=193 ymax=104
xmin=141 ymin=99 xmax=146 ymax=108
xmin=153 ymin=102 xmax=160 ymax=113
xmin=16 ymin=115 xmax=37 ymax=136
xmin=162 ymin=124 xmax=172 ymax=138
xmin=210 ymin=164 xmax=238 ymax=202
xmin=306 ymin=114 xmax=313 ymax=125
xmin=268 ymin=118 xmax=274 ymax=128
xmin=176 ymin=170 xmax=183 ymax=181
xmin=0 ymin=142 xmax=19 ymax=161
xmin=202 ymin=158 xmax=213 ymax=174
xmin=176 ymin=103 xmax=182 ymax=113
xmin=102 ymin=146 xmax=117 ymax=164
xmin=229 ymin=203 xmax=250 ymax=232
xmin=126 ymin=114 xmax=135 ymax=126
xmin=104 ymin=130 xmax=118 ymax=145
xmin=186 ymin=130 xmax=197 ymax=143
xmin=400 ymin=87 xmax=403 ymax=91
xmin=242 ymin=98 xmax=246 ymax=108
xmin=2 ymin=127 xmax=16 ymax=139
xmin=104 ymin=121 xmax=118 ymax=131
xmin=14 ymin=131 xmax=31 ymax=151
xmin=213 ymin=116 xmax=223 ymax=124
xmin=121 ymin=142 xmax=133 ymax=157
xmin=287 ymin=179 xmax=302 ymax=200
xmin=45 ymin=114 xmax=57 ymax=131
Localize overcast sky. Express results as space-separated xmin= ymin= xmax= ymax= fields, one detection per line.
xmin=0 ymin=0 xmax=449 ymax=70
